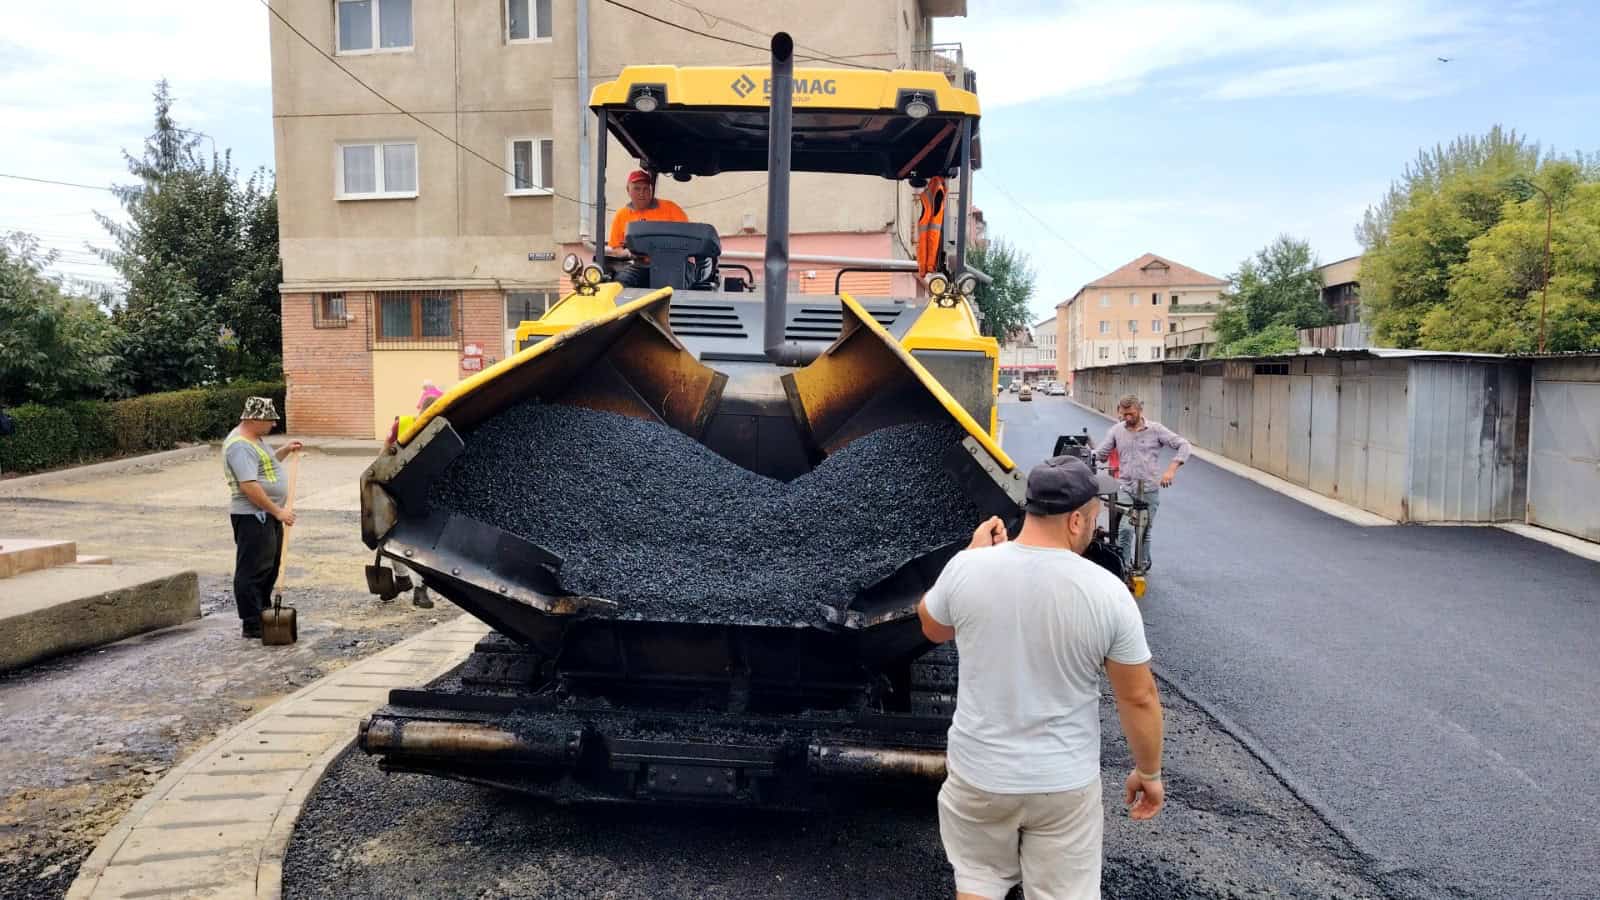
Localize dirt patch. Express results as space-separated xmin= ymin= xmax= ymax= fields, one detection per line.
xmin=2 ymin=457 xmax=442 ymax=900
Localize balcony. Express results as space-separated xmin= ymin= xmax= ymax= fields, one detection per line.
xmin=919 ymin=0 xmax=968 ymax=18
xmin=910 ymin=43 xmax=969 ymax=87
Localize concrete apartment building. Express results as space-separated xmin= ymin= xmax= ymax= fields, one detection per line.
xmin=998 ymin=312 xmax=1058 ymax=384
xmin=1058 ymin=253 xmax=1225 ymax=381
xmin=269 ymin=0 xmax=969 ymax=437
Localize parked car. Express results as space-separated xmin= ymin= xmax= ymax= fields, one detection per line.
xmin=1008 ymin=381 xmax=1020 ymax=393
xmin=1019 ymin=384 xmax=1033 ymax=401
xmin=1046 ymin=382 xmax=1066 ymax=396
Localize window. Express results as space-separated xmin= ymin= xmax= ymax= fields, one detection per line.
xmin=507 ymin=138 xmax=554 ymax=194
xmin=338 ymin=141 xmax=418 ymax=199
xmin=337 ymin=0 xmax=412 ymax=53
xmin=507 ymin=0 xmax=553 ymax=40
xmin=313 ymin=293 xmax=348 ymax=329
xmin=1153 ymin=319 xmax=1161 ymax=333
xmin=1129 ymin=292 xmax=1138 ymax=305
xmin=1170 ymin=293 xmax=1179 ymax=305
xmin=370 ymin=291 xmax=458 ymax=348
xmin=1098 ymin=346 xmax=1110 ymax=360
xmin=506 ymin=290 xmax=560 ymax=326
xmin=1152 ymin=293 xmax=1160 ymax=305
xmin=1128 ymin=320 xmax=1138 ymax=333
xmin=1098 ymin=321 xmax=1109 ymax=335
xmin=1151 ymin=346 xmax=1163 ymax=360
xmin=1099 ymin=293 xmax=1110 ymax=307
xmin=1126 ymin=347 xmax=1138 ymax=360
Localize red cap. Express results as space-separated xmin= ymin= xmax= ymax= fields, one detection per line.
xmin=627 ymin=169 xmax=654 ymax=185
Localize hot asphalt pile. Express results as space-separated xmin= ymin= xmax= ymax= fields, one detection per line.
xmin=430 ymin=402 xmax=979 ymax=623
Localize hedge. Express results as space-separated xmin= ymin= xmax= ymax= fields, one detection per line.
xmin=0 ymin=381 xmax=286 ymax=475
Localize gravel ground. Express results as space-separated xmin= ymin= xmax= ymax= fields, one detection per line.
xmin=1 ymin=450 xmax=438 ymax=900
xmin=431 ymin=403 xmax=978 ymax=623
xmin=284 ymin=682 xmax=1388 ymax=899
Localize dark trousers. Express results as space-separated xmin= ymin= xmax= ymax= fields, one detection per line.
xmin=231 ymin=513 xmax=283 ymax=624
xmin=615 ymin=263 xmax=650 ymax=288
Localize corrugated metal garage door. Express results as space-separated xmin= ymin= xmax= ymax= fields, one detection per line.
xmin=1528 ymin=378 xmax=1600 ymax=541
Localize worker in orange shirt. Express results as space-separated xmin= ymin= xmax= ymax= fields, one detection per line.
xmin=608 ymin=169 xmax=688 ymax=287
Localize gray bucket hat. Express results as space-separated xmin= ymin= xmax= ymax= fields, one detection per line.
xmin=240 ymin=397 xmax=281 ymax=421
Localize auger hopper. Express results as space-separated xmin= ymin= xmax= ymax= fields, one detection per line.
xmin=354 ymin=34 xmax=1023 ymax=807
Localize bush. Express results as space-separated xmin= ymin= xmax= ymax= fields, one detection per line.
xmin=0 ymin=380 xmax=285 ymax=475
xmin=64 ymin=400 xmax=117 ymax=459
xmin=0 ymin=405 xmax=79 ymax=473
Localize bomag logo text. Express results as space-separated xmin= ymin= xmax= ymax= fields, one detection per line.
xmin=729 ymin=75 xmax=839 ymax=98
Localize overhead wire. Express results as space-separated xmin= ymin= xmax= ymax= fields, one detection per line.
xmin=257 ymin=0 xmax=779 ymax=217
xmin=975 ymin=173 xmax=1108 ymax=273
xmin=0 ymin=173 xmax=116 ymax=192
xmin=647 ymin=0 xmax=895 ymax=70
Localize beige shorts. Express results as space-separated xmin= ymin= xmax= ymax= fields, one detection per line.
xmin=937 ymin=768 xmax=1103 ymax=900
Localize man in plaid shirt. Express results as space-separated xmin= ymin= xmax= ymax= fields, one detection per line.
xmin=1094 ymin=394 xmax=1191 ymax=573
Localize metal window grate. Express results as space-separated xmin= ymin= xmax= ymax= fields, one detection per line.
xmin=312 ymin=293 xmax=349 ymax=329
xmin=367 ymin=290 xmax=462 ymax=350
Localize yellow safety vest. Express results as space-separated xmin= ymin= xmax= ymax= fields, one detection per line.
xmin=223 ymin=434 xmax=278 ymax=490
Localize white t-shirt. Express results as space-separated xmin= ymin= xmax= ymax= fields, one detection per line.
xmin=923 ymin=541 xmax=1151 ymax=794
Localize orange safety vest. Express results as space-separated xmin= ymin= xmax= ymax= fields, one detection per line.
xmin=916 ymin=177 xmax=947 ymax=277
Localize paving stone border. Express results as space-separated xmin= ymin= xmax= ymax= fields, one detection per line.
xmin=66 ymin=615 xmax=490 ymax=900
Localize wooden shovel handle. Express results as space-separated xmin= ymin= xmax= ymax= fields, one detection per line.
xmin=272 ymin=451 xmax=302 ymax=596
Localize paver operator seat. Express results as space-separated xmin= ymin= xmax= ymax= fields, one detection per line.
xmin=622 ymin=221 xmax=722 ymax=291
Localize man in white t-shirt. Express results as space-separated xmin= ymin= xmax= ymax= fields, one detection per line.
xmin=918 ymin=455 xmax=1166 ymax=900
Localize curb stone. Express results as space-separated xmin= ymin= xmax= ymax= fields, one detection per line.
xmin=65 ymin=615 xmax=490 ymax=900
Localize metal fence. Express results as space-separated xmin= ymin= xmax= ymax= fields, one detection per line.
xmin=1527 ymin=357 xmax=1600 ymax=540
xmin=1074 ymin=353 xmax=1541 ymax=523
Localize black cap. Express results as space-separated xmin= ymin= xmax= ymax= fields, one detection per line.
xmin=1025 ymin=455 xmax=1105 ymax=516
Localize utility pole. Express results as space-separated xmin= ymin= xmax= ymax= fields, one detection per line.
xmin=1526 ymin=181 xmax=1554 ymax=354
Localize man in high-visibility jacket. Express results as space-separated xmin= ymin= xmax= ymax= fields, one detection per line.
xmin=222 ymin=397 xmax=302 ymax=639
xmin=608 ymin=170 xmax=688 ymax=287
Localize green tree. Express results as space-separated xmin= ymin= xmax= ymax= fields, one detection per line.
xmin=1356 ymin=127 xmax=1547 ymax=347
xmin=97 ymin=80 xmax=283 ymax=391
xmin=1213 ymin=235 xmax=1329 ymax=357
xmin=967 ymin=238 xmax=1036 ymax=340
xmin=0 ymin=233 xmax=121 ymax=404
xmin=1419 ymin=168 xmax=1600 ymax=352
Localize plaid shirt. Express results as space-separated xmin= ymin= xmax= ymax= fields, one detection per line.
xmin=1094 ymin=419 xmax=1192 ymax=490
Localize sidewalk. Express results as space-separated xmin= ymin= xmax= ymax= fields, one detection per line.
xmin=66 ymin=615 xmax=490 ymax=900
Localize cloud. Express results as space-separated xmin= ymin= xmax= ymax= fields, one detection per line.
xmin=0 ymin=1 xmax=271 ymax=283
xmin=944 ymin=0 xmax=1507 ymax=107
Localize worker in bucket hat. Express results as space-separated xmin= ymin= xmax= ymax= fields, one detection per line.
xmin=223 ymin=397 xmax=302 ymax=639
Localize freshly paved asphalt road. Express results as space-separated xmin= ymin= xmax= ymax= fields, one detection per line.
xmin=1002 ymin=393 xmax=1600 ymax=900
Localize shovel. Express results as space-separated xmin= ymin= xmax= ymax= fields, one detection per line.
xmin=262 ymin=451 xmax=301 ymax=646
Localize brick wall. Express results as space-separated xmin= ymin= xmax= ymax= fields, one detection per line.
xmin=281 ymin=291 xmax=376 ymax=438
xmin=460 ymin=289 xmax=506 ymax=372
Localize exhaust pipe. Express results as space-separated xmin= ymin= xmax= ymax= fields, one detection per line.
xmin=763 ymin=33 xmax=806 ymax=366
xmin=807 ymin=742 xmax=947 ymax=781
xmin=361 ymin=718 xmax=581 ymax=764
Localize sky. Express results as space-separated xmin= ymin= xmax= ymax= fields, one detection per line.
xmin=2 ymin=1 xmax=1598 ymax=318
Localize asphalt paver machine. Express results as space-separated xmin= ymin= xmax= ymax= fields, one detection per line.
xmin=355 ymin=35 xmax=1029 ymax=808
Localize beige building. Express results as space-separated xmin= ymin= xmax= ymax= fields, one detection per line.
xmin=268 ymin=0 xmax=969 ymax=436
xmin=1058 ymin=253 xmax=1226 ymax=379
xmin=998 ymin=313 xmax=1057 ymax=383
xmin=1316 ymin=254 xmax=1362 ymax=324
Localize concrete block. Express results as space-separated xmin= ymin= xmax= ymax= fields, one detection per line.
xmin=0 ymin=538 xmax=77 ymax=579
xmin=0 ymin=565 xmax=199 ymax=672
xmin=73 ymin=555 xmax=114 ymax=565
